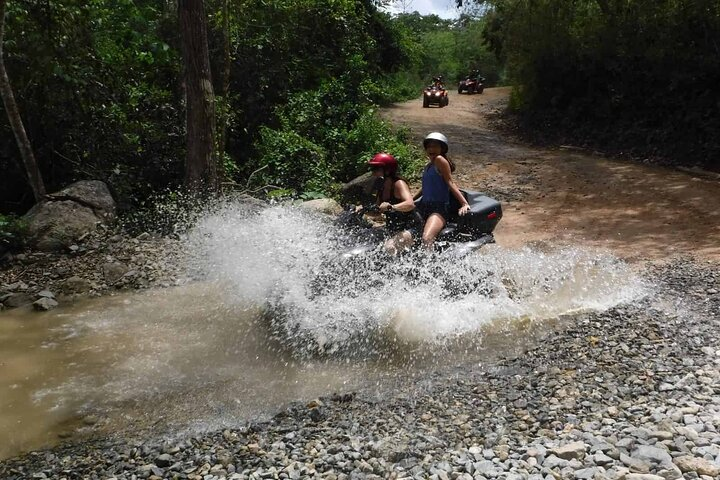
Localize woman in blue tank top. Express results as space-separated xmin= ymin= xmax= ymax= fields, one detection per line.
xmin=417 ymin=132 xmax=470 ymax=248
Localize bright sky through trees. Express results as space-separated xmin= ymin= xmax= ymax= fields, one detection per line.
xmin=384 ymin=0 xmax=459 ymax=18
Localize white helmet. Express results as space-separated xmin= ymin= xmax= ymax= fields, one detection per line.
xmin=423 ymin=132 xmax=449 ymax=154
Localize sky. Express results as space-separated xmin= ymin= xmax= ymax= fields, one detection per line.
xmin=384 ymin=0 xmax=460 ymax=19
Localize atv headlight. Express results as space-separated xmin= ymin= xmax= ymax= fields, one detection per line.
xmin=435 ymin=92 xmax=441 ymax=96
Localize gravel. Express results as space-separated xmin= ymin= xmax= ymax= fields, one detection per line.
xmin=1 ymin=258 xmax=718 ymax=479
xmin=0 ymin=228 xmax=190 ymax=309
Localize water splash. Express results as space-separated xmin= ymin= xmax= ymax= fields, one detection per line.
xmin=188 ymin=201 xmax=648 ymax=355
xmin=0 ymin=198 xmax=651 ymax=459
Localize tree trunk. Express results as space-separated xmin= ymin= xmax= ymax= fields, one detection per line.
xmin=179 ymin=0 xmax=218 ymax=192
xmin=217 ymin=0 xmax=231 ymax=168
xmin=0 ymin=0 xmax=46 ymax=203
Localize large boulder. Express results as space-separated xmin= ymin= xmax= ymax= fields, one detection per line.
xmin=49 ymin=180 xmax=116 ymax=220
xmin=24 ymin=180 xmax=116 ymax=251
xmin=340 ymin=173 xmax=379 ymax=206
xmin=300 ymin=198 xmax=343 ymax=216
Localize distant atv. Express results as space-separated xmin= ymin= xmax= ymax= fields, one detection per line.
xmin=423 ymin=85 xmax=449 ymax=108
xmin=458 ymin=76 xmax=485 ymax=94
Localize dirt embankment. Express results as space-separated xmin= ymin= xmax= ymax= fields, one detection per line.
xmin=382 ymin=87 xmax=720 ymax=262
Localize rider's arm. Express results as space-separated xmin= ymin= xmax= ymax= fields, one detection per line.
xmin=389 ymin=180 xmax=416 ymax=212
xmin=435 ymin=156 xmax=470 ymax=214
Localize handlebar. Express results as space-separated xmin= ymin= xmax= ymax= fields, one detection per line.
xmin=355 ymin=204 xmax=379 ymax=214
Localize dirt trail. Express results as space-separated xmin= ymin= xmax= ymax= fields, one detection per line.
xmin=382 ymin=87 xmax=720 ymax=262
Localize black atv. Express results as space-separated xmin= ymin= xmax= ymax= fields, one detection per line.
xmin=305 ymin=189 xmax=503 ymax=300
xmin=261 ymin=190 xmax=503 ymax=356
xmin=337 ymin=189 xmax=502 ymax=259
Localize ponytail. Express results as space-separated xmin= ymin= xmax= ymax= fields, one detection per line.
xmin=446 ymin=155 xmax=456 ymax=172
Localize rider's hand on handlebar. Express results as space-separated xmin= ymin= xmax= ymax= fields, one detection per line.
xmin=354 ymin=205 xmax=364 ymax=214
xmin=458 ymin=204 xmax=470 ymax=216
xmin=379 ymin=202 xmax=392 ymax=213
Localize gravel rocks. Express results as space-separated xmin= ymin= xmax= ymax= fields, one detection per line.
xmin=1 ymin=259 xmax=719 ymax=480
xmin=0 ymin=228 xmax=188 ymax=309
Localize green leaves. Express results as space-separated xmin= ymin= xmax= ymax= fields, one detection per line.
xmin=0 ymin=214 xmax=28 ymax=250
xmin=474 ymin=0 xmax=720 ymax=168
xmin=0 ymin=0 xmax=423 ymax=212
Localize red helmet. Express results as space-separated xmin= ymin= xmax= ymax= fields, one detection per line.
xmin=367 ymin=152 xmax=398 ymax=175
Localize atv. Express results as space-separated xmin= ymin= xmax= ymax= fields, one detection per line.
xmin=337 ymin=189 xmax=502 ymax=260
xmin=458 ymin=75 xmax=485 ymax=94
xmin=261 ymin=190 xmax=503 ymax=357
xmin=422 ymin=85 xmax=449 ymax=108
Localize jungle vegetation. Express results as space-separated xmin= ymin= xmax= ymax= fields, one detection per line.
xmin=1 ymin=0 xmax=717 ymax=224
xmin=470 ymin=0 xmax=720 ymax=169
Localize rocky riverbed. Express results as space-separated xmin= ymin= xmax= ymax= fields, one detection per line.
xmin=1 ymin=258 xmax=718 ymax=480
xmin=0 ymin=227 xmax=190 ymax=311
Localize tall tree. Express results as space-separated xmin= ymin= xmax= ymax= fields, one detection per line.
xmin=393 ymin=0 xmax=415 ymax=14
xmin=217 ymin=0 xmax=231 ymax=166
xmin=0 ymin=0 xmax=46 ymax=203
xmin=179 ymin=0 xmax=217 ymax=192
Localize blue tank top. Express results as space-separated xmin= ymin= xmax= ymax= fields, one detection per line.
xmin=421 ymin=162 xmax=449 ymax=203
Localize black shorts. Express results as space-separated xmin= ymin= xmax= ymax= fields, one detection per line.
xmin=385 ymin=210 xmax=424 ymax=234
xmin=419 ymin=201 xmax=449 ymax=222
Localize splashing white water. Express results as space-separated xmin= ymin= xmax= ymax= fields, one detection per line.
xmin=0 ymin=198 xmax=652 ymax=460
xmin=187 ymin=201 xmax=648 ymax=352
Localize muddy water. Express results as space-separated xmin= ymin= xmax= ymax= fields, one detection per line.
xmin=4 ymin=89 xmax=718 ymax=462
xmin=0 ymin=284 xmax=535 ymax=459
xmin=0 ymin=282 xmax=622 ymax=460
xmin=0 ymin=204 xmax=648 ymax=460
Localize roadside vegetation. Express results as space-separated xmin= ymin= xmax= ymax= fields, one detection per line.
xmin=0 ymin=1 xmax=503 ymax=220
xmin=474 ymin=0 xmax=720 ymax=171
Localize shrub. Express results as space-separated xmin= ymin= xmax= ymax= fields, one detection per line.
xmin=251 ymin=77 xmax=425 ymax=198
xmin=253 ymin=128 xmax=330 ymax=195
xmin=0 ymin=214 xmax=28 ymax=251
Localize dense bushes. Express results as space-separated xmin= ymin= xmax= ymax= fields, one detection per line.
xmin=251 ymin=77 xmax=425 ymax=196
xmin=0 ymin=214 xmax=27 ymax=252
xmin=0 ymin=0 xmax=415 ymax=214
xmin=1 ymin=1 xmax=183 ymax=211
xmin=479 ymin=0 xmax=720 ymax=169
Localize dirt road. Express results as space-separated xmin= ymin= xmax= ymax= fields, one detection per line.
xmin=382 ymin=87 xmax=720 ymax=262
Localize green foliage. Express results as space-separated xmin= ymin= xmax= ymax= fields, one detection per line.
xmin=0 ymin=214 xmax=28 ymax=251
xmin=254 ymin=127 xmax=330 ymax=194
xmin=341 ymin=110 xmax=425 ymax=182
xmin=381 ymin=71 xmax=426 ymax=101
xmin=389 ymin=12 xmax=504 ymax=88
xmin=206 ymin=0 xmax=410 ymax=178
xmin=1 ymin=0 xmax=183 ymax=212
xmin=477 ymin=0 xmax=720 ymax=167
xmin=252 ymin=75 xmax=425 ymax=197
xmin=0 ymin=0 xmax=421 ymax=216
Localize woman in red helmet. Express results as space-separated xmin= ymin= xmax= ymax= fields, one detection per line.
xmin=364 ymin=152 xmax=422 ymax=254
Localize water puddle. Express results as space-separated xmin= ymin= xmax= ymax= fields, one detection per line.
xmin=0 ymin=202 xmax=648 ymax=459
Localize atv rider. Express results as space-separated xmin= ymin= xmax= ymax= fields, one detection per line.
xmin=432 ymin=76 xmax=445 ymax=89
xmin=362 ymin=152 xmax=423 ymax=255
xmin=415 ymin=132 xmax=470 ymax=249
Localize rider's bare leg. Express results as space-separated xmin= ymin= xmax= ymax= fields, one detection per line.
xmin=421 ymin=213 xmax=446 ymax=249
xmin=385 ymin=230 xmax=414 ymax=256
